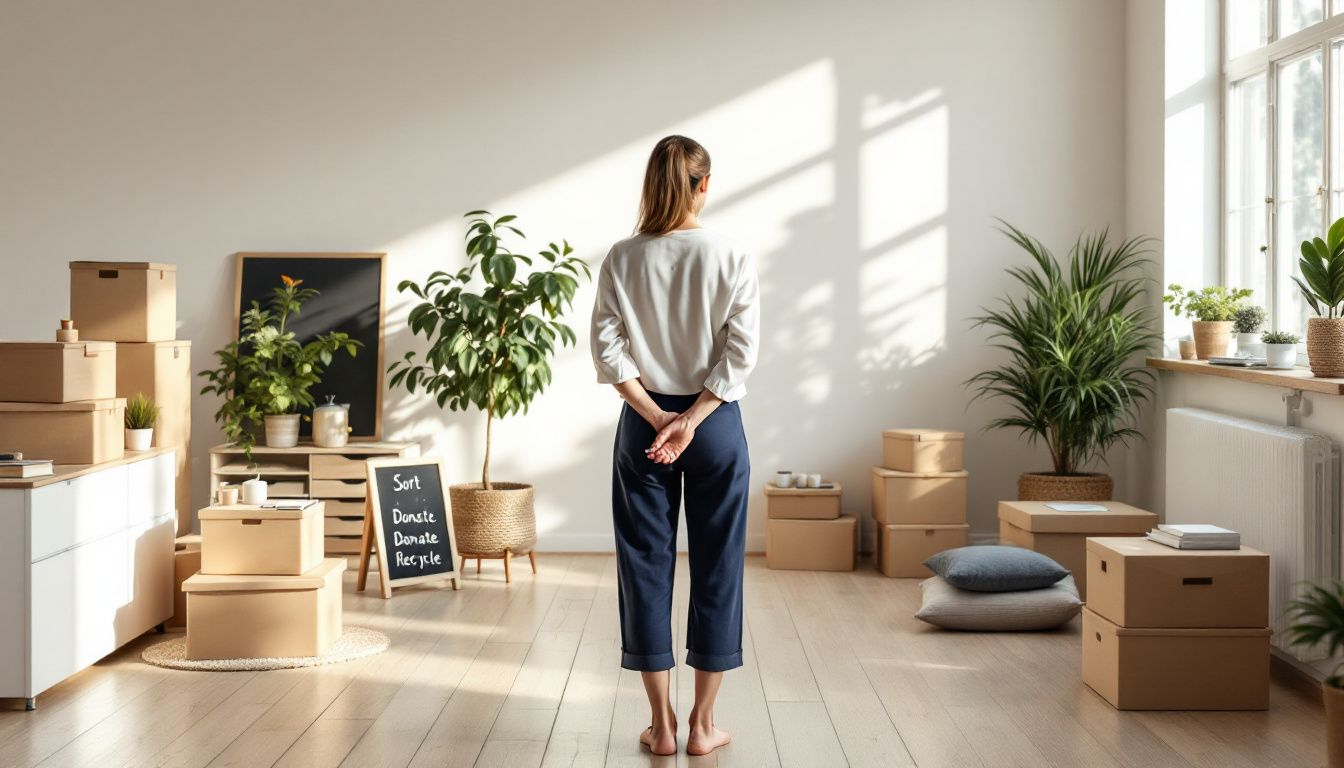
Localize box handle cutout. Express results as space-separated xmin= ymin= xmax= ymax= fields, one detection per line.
xmin=925 ymin=530 xmax=935 ymax=536
xmin=241 ymin=519 xmax=262 ymax=526
xmin=83 ymin=347 xmax=100 ymax=358
xmin=97 ymin=269 xmax=119 ymax=279
xmin=1100 ymin=560 xmax=1108 ymax=573
xmin=1182 ymin=577 xmax=1214 ymax=586
xmin=1095 ymin=632 xmax=1101 ymax=642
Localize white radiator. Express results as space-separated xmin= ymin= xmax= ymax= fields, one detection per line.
xmin=1166 ymin=407 xmax=1339 ymax=659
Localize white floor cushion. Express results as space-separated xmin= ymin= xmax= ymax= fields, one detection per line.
xmin=915 ymin=574 xmax=1082 ymax=631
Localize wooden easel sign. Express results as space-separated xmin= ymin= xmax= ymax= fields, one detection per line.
xmin=357 ymin=456 xmax=460 ymax=598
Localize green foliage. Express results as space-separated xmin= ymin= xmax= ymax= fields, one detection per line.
xmin=1262 ymin=330 xmax=1302 ymax=345
xmin=1232 ymin=304 xmax=1268 ymax=334
xmin=1286 ymin=581 xmax=1344 ymax=686
xmin=1295 ymin=216 xmax=1344 ymax=318
xmin=124 ymin=393 xmax=159 ymax=430
xmin=1163 ymin=284 xmax=1254 ymax=322
xmin=198 ymin=275 xmax=361 ymax=462
xmin=968 ymin=222 xmax=1159 ymax=477
xmin=389 ymin=211 xmax=591 ymax=488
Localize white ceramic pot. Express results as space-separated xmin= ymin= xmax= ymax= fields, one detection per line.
xmin=241 ymin=477 xmax=268 ymax=505
xmin=264 ymin=413 xmax=300 ymax=448
xmin=1236 ymin=332 xmax=1264 ymax=358
xmin=125 ymin=428 xmax=153 ymax=451
xmin=1265 ymin=343 xmax=1298 ymax=370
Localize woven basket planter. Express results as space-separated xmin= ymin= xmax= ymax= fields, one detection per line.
xmin=449 ymin=482 xmax=536 ymax=555
xmin=1017 ymin=472 xmax=1113 ymax=502
xmin=1308 ymin=317 xmax=1344 ymax=378
xmin=1191 ymin=321 xmax=1232 ymax=360
xmin=1325 ymin=683 xmax=1344 ymax=768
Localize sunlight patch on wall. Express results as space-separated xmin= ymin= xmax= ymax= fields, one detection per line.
xmin=859 ymin=100 xmax=948 ymax=251
xmin=858 ymin=225 xmax=947 ymax=373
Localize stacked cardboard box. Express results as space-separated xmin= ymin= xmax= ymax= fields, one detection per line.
xmin=1081 ymin=536 xmax=1271 ymax=710
xmin=182 ymin=502 xmax=344 ymax=659
xmin=0 ymin=341 xmax=124 ymax=464
xmin=871 ymin=429 xmax=969 ymax=577
xmin=764 ymin=483 xmax=855 ymax=571
xmin=997 ymin=501 xmax=1156 ymax=599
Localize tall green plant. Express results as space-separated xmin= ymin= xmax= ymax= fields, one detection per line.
xmin=968 ymin=222 xmax=1159 ymax=476
xmin=1295 ymin=216 xmax=1344 ymax=318
xmin=1286 ymin=581 xmax=1344 ymax=685
xmin=389 ymin=211 xmax=590 ymax=489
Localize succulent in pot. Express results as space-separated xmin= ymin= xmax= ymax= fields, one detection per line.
xmin=1294 ymin=217 xmax=1344 ymax=377
xmin=124 ymin=392 xmax=158 ymax=451
xmin=1232 ymin=304 xmax=1268 ymax=357
xmin=1261 ymin=330 xmax=1301 ymax=370
xmin=1163 ymin=284 xmax=1254 ymax=359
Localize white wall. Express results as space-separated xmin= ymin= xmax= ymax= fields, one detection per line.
xmin=0 ymin=0 xmax=1131 ymax=551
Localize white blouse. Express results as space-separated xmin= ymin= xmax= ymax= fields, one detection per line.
xmin=590 ymin=228 xmax=760 ymax=402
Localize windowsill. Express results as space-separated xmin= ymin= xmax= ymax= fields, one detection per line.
xmin=1146 ymin=357 xmax=1344 ymax=395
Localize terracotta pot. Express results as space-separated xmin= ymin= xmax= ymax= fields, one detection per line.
xmin=1017 ymin=472 xmax=1113 ymax=501
xmin=1191 ymin=321 xmax=1232 ymax=359
xmin=263 ymin=413 xmax=300 ymax=448
xmin=1325 ymin=682 xmax=1344 ymax=768
xmin=1308 ymin=317 xmax=1344 ymax=378
xmin=449 ymin=482 xmax=536 ymax=555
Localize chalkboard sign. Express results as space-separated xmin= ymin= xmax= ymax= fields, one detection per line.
xmin=235 ymin=253 xmax=386 ymax=439
xmin=358 ymin=456 xmax=460 ymax=597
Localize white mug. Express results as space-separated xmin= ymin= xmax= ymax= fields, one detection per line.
xmin=241 ymin=477 xmax=268 ymax=505
xmin=775 ymin=471 xmax=793 ymax=488
xmin=795 ymin=474 xmax=810 ymax=488
xmin=807 ymin=473 xmax=822 ymax=488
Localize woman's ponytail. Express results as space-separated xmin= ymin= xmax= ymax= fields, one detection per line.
xmin=637 ymin=135 xmax=711 ymax=235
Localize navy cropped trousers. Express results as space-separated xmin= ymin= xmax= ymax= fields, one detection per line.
xmin=611 ymin=391 xmax=750 ymax=673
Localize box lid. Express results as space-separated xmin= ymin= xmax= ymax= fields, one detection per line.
xmin=881 ymin=522 xmax=970 ymax=532
xmin=117 ymin=340 xmax=191 ymax=351
xmin=198 ymin=502 xmax=324 ymax=521
xmin=872 ymin=466 xmax=968 ymax=480
xmin=0 ymin=397 xmax=125 ymax=413
xmin=183 ymin=557 xmax=345 ymax=593
xmin=763 ymin=482 xmax=842 ymax=497
xmin=997 ymin=500 xmax=1156 ymax=533
xmin=0 ymin=340 xmax=115 ymax=355
xmin=69 ymin=261 xmax=177 ymax=272
xmin=770 ymin=513 xmax=857 ymax=529
xmin=882 ymin=428 xmax=964 ymax=442
xmin=1086 ymin=536 xmax=1268 ymax=561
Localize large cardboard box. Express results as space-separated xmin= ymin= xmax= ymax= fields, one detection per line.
xmin=766 ymin=513 xmax=856 ymax=571
xmin=184 ymin=558 xmax=345 ymax=660
xmin=170 ymin=538 xmax=202 ymax=629
xmin=0 ymin=341 xmax=116 ymax=403
xmin=1081 ymin=607 xmax=1270 ymax=710
xmin=875 ymin=522 xmax=969 ymax=577
xmin=764 ymin=482 xmax=842 ymax=520
xmin=199 ymin=502 xmax=325 ymax=576
xmin=69 ymin=261 xmax=177 ymax=342
xmin=997 ymin=500 xmax=1156 ymax=599
xmin=0 ymin=398 xmax=125 ymax=465
xmin=871 ymin=466 xmax=967 ymax=525
xmin=882 ymin=429 xmax=963 ymax=473
xmin=116 ymin=341 xmax=191 ymax=535
xmin=1086 ymin=537 xmax=1269 ymax=628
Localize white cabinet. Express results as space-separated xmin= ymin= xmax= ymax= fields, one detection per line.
xmin=0 ymin=450 xmax=175 ymax=708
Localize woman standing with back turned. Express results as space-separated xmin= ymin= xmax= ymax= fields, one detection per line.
xmin=590 ymin=135 xmax=759 ymax=757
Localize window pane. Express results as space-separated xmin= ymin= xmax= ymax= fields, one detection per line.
xmin=1229 ymin=0 xmax=1269 ymax=57
xmin=1228 ymin=75 xmax=1268 ymax=305
xmin=1281 ymin=0 xmax=1325 ymax=37
xmin=1333 ymin=43 xmax=1344 ymax=220
xmin=1276 ymin=50 xmax=1325 ymax=333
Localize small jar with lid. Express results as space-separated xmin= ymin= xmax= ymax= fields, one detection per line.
xmin=312 ymin=395 xmax=350 ymax=448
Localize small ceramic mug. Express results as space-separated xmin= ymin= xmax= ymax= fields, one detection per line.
xmin=807 ymin=473 xmax=822 ymax=488
xmin=241 ymin=477 xmax=268 ymax=505
xmin=775 ymin=471 xmax=793 ymax=488
xmin=216 ymin=484 xmax=239 ymax=506
xmin=1178 ymin=338 xmax=1197 ymax=360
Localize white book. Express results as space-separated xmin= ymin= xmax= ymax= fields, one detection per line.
xmin=1147 ymin=530 xmax=1240 ymax=550
xmin=1157 ymin=523 xmax=1239 ymax=538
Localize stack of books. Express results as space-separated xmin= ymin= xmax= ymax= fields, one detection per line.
xmin=0 ymin=459 xmax=53 ymax=478
xmin=1147 ymin=524 xmax=1241 ymax=550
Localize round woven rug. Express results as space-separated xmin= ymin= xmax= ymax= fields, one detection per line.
xmin=141 ymin=626 xmax=389 ymax=671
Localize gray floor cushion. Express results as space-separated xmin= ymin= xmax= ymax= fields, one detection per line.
xmin=924 ymin=545 xmax=1069 ymax=592
xmin=915 ymin=574 xmax=1082 ymax=631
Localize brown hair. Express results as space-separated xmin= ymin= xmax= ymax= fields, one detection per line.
xmin=636 ymin=135 xmax=711 ymax=235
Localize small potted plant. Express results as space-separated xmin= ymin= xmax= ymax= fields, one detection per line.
xmin=199 ymin=275 xmax=361 ymax=461
xmin=1285 ymin=581 xmax=1344 ymax=767
xmin=1262 ymin=330 xmax=1301 ymax=369
xmin=1163 ymin=284 xmax=1254 ymax=359
xmin=124 ymin=393 xmax=158 ymax=451
xmin=1295 ymin=217 xmax=1344 ymax=377
xmin=1233 ymin=304 xmax=1268 ymax=357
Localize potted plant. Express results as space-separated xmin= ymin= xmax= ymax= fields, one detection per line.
xmin=199 ymin=275 xmax=361 ymax=460
xmin=1262 ymin=330 xmax=1301 ymax=370
xmin=389 ymin=210 xmax=590 ymax=560
xmin=1233 ymin=304 xmax=1268 ymax=357
xmin=124 ymin=393 xmax=158 ymax=451
xmin=969 ymin=222 xmax=1158 ymax=501
xmin=1294 ymin=217 xmax=1344 ymax=377
xmin=1285 ymin=581 xmax=1344 ymax=767
xmin=1163 ymin=284 xmax=1253 ymax=359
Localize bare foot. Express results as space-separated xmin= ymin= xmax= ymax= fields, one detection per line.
xmin=686 ymin=724 xmax=731 ymax=756
xmin=640 ymin=723 xmax=677 ymax=756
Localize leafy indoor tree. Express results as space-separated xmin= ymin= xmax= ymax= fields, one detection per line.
xmin=389 ymin=211 xmax=590 ymax=489
xmin=968 ymin=222 xmax=1159 ymax=477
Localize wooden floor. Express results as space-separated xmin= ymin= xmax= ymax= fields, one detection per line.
xmin=0 ymin=554 xmax=1328 ymax=768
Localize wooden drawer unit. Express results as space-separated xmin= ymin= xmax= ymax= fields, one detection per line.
xmin=310 ymin=454 xmax=369 ymax=480
xmin=311 ymin=478 xmax=367 ymax=498
xmin=322 ymin=499 xmax=367 ymax=518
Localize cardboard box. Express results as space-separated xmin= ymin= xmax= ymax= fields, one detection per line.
xmin=199 ymin=502 xmax=325 ymax=575
xmin=69 ymin=261 xmax=177 ymax=342
xmin=1081 ymin=607 xmax=1269 ymax=710
xmin=1085 ymin=537 xmax=1269 ymax=628
xmin=882 ymin=428 xmax=964 ymax=473
xmin=764 ymin=482 xmax=842 ymax=520
xmin=997 ymin=500 xmax=1156 ymax=599
xmin=875 ymin=522 xmax=969 ymax=578
xmin=184 ymin=558 xmax=344 ymax=660
xmin=0 ymin=341 xmax=116 ymax=403
xmin=116 ymin=341 xmax=191 ymax=535
xmin=766 ymin=513 xmax=856 ymax=571
xmin=871 ymin=466 xmax=967 ymax=525
xmin=0 ymin=397 xmax=125 ymax=465
xmin=170 ymin=542 xmax=202 ymax=629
